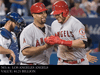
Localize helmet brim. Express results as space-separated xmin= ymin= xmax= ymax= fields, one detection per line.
xmin=2 ymin=18 xmax=10 ymax=22
xmin=50 ymin=10 xmax=62 ymax=15
xmin=31 ymin=8 xmax=48 ymax=14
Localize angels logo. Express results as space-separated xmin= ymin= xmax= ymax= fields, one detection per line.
xmin=41 ymin=4 xmax=45 ymax=9
xmin=79 ymin=28 xmax=85 ymax=35
xmin=53 ymin=6 xmax=55 ymax=11
xmin=23 ymin=38 xmax=26 ymax=43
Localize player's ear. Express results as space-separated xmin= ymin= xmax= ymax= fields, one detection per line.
xmin=31 ymin=13 xmax=36 ymax=18
xmin=60 ymin=13 xmax=64 ymax=17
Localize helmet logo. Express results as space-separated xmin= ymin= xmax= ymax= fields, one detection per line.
xmin=10 ymin=15 xmax=14 ymax=18
xmin=53 ymin=6 xmax=55 ymax=11
xmin=41 ymin=4 xmax=44 ymax=9
xmin=7 ymin=12 xmax=11 ymax=15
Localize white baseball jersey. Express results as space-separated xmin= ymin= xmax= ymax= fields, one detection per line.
xmin=51 ymin=16 xmax=87 ymax=60
xmin=19 ymin=23 xmax=54 ymax=65
xmin=0 ymin=27 xmax=17 ymax=65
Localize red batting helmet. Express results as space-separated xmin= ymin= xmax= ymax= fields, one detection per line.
xmin=50 ymin=1 xmax=69 ymax=17
xmin=30 ymin=2 xmax=48 ymax=14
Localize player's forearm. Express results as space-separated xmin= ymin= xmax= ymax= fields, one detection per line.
xmin=45 ymin=35 xmax=85 ymax=48
xmin=60 ymin=39 xmax=85 ymax=48
xmin=71 ymin=39 xmax=85 ymax=48
xmin=22 ymin=45 xmax=48 ymax=56
xmin=0 ymin=46 xmax=12 ymax=54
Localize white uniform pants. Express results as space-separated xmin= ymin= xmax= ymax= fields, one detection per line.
xmin=57 ymin=55 xmax=89 ymax=65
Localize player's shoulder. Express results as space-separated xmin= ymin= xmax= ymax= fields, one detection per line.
xmin=70 ymin=16 xmax=79 ymax=23
xmin=24 ymin=23 xmax=33 ymax=30
xmin=51 ymin=20 xmax=58 ymax=24
xmin=70 ymin=16 xmax=85 ymax=30
xmin=45 ymin=24 xmax=51 ymax=29
xmin=22 ymin=23 xmax=34 ymax=33
xmin=20 ymin=23 xmax=34 ymax=37
xmin=51 ymin=20 xmax=58 ymax=27
xmin=0 ymin=27 xmax=9 ymax=40
xmin=71 ymin=16 xmax=84 ymax=26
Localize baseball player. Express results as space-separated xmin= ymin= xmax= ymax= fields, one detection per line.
xmin=0 ymin=12 xmax=26 ymax=65
xmin=19 ymin=2 xmax=54 ymax=65
xmin=44 ymin=1 xmax=98 ymax=65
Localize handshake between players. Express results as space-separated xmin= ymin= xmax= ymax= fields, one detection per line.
xmin=44 ymin=35 xmax=72 ymax=47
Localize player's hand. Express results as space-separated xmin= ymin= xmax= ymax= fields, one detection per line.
xmin=8 ymin=50 xmax=16 ymax=64
xmin=44 ymin=36 xmax=55 ymax=45
xmin=44 ymin=43 xmax=53 ymax=49
xmin=44 ymin=35 xmax=62 ymax=45
xmin=86 ymin=50 xmax=98 ymax=63
xmin=53 ymin=35 xmax=62 ymax=44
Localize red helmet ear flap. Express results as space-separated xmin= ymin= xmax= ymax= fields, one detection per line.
xmin=62 ymin=9 xmax=69 ymax=17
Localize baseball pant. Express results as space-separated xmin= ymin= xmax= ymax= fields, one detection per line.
xmin=57 ymin=55 xmax=89 ymax=65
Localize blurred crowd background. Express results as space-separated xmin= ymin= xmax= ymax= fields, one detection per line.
xmin=0 ymin=0 xmax=100 ymax=18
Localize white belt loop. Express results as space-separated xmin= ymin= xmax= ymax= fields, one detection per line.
xmin=77 ymin=59 xmax=81 ymax=63
xmin=60 ymin=59 xmax=63 ymax=63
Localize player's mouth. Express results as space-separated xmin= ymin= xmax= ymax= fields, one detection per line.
xmin=42 ymin=18 xmax=46 ymax=22
xmin=57 ymin=18 xmax=62 ymax=23
xmin=42 ymin=18 xmax=46 ymax=21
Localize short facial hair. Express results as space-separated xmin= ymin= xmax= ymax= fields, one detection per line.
xmin=10 ymin=24 xmax=14 ymax=31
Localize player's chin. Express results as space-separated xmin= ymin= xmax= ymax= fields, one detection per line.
xmin=58 ymin=20 xmax=63 ymax=24
xmin=41 ymin=20 xmax=46 ymax=24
